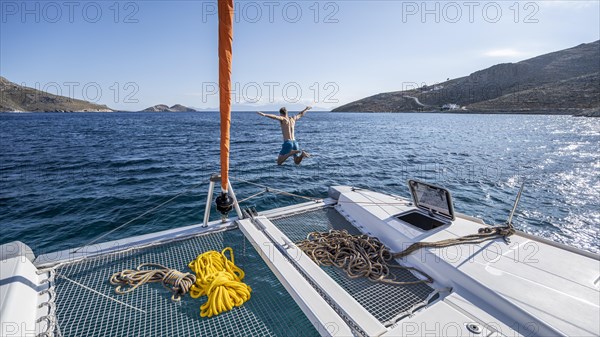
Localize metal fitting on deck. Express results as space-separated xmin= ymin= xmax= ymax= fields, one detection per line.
xmin=216 ymin=192 xmax=234 ymax=220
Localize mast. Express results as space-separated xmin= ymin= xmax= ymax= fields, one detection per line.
xmin=214 ymin=0 xmax=237 ymax=220
xmin=218 ymin=0 xmax=234 ymax=193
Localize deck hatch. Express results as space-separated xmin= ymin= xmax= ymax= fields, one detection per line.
xmin=408 ymin=179 xmax=455 ymax=221
xmin=396 ymin=210 xmax=448 ymax=231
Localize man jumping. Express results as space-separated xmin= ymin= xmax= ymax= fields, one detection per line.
xmin=257 ymin=106 xmax=311 ymax=165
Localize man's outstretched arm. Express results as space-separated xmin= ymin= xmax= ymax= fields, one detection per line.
xmin=257 ymin=111 xmax=284 ymax=121
xmin=294 ymin=106 xmax=312 ymax=120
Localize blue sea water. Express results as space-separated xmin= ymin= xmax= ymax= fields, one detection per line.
xmin=1 ymin=112 xmax=598 ymax=255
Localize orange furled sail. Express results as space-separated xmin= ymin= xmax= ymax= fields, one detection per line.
xmin=218 ymin=0 xmax=234 ymax=192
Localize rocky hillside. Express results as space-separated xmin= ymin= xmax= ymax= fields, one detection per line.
xmin=141 ymin=104 xmax=197 ymax=112
xmin=574 ymin=107 xmax=600 ymax=117
xmin=333 ymin=41 xmax=600 ymax=115
xmin=0 ymin=76 xmax=113 ymax=112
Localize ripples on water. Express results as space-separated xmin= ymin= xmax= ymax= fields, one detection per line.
xmin=0 ymin=112 xmax=598 ymax=254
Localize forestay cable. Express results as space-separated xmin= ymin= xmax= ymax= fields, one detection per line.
xmin=73 ymin=182 xmax=205 ymax=253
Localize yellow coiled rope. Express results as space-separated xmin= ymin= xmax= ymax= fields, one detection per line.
xmin=188 ymin=247 xmax=252 ymax=317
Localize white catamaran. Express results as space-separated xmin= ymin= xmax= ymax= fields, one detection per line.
xmin=1 ymin=1 xmax=598 ymax=336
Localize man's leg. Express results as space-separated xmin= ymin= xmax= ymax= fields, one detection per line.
xmin=293 ymin=151 xmax=310 ymax=165
xmin=277 ymin=141 xmax=297 ymax=165
xmin=292 ymin=142 xmax=309 ymax=165
xmin=277 ymin=150 xmax=300 ymax=165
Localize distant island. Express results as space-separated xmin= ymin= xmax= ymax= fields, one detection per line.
xmin=0 ymin=76 xmax=113 ymax=112
xmin=332 ymin=40 xmax=599 ymax=117
xmin=141 ymin=104 xmax=197 ymax=112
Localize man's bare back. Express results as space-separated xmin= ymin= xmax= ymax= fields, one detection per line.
xmin=257 ymin=106 xmax=311 ymax=165
xmin=279 ymin=116 xmax=297 ymax=141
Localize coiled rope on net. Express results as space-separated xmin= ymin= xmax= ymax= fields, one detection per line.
xmin=109 ymin=263 xmax=196 ymax=301
xmin=188 ymin=247 xmax=252 ymax=317
xmin=296 ymin=230 xmax=433 ymax=285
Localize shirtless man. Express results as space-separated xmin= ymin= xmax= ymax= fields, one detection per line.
xmin=257 ymin=106 xmax=311 ymax=165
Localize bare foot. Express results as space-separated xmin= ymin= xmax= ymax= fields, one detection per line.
xmin=294 ymin=151 xmax=310 ymax=165
xmin=277 ymin=150 xmax=301 ymax=165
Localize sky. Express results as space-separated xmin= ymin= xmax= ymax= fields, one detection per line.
xmin=1 ymin=0 xmax=599 ymax=111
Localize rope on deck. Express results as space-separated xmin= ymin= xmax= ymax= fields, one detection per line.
xmin=394 ymin=181 xmax=521 ymax=258
xmin=392 ymin=224 xmax=515 ymax=258
xmin=296 ymin=229 xmax=433 ymax=285
xmin=110 ymin=263 xmax=196 ymax=301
